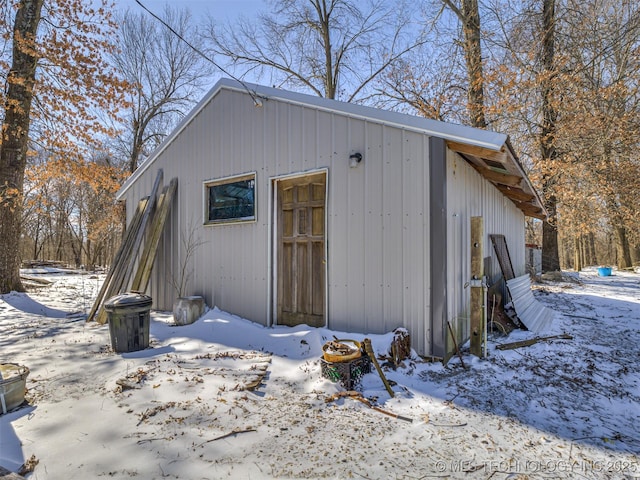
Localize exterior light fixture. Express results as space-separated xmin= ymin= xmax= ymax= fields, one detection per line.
xmin=349 ymin=152 xmax=362 ymax=168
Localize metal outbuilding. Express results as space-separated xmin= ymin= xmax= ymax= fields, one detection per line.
xmin=117 ymin=78 xmax=545 ymax=359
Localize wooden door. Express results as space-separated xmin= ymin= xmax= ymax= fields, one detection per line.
xmin=277 ymin=172 xmax=326 ymax=327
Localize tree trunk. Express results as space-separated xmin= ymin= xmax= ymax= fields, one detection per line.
xmin=461 ymin=0 xmax=486 ymax=128
xmin=540 ymin=0 xmax=561 ymax=272
xmin=542 ymin=197 xmax=560 ymax=271
xmin=588 ymin=232 xmax=597 ymax=266
xmin=631 ymin=244 xmax=640 ymax=265
xmin=32 ymin=215 xmax=42 ymax=260
xmin=603 ymin=181 xmax=632 ymax=269
xmin=573 ymin=236 xmax=581 ymax=271
xmin=607 ymin=233 xmax=614 ymax=266
xmin=612 ymin=225 xmax=632 ymax=269
xmin=443 ymin=0 xmax=487 ymax=128
xmin=130 ymin=119 xmax=143 ymax=173
xmin=316 ymin=1 xmax=335 ymax=99
xmin=0 ymin=0 xmax=44 ymax=293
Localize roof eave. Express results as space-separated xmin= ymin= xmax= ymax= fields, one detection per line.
xmin=446 ymin=136 xmax=547 ymax=220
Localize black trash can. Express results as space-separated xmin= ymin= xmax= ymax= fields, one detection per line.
xmin=104 ymin=292 xmax=152 ymax=353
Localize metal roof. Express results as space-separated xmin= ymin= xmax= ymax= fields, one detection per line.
xmin=116 ymin=78 xmax=545 ymax=219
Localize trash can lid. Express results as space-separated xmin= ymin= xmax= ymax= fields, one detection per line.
xmin=104 ymin=292 xmax=153 ymax=310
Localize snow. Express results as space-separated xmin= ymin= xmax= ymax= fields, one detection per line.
xmin=1 ymin=267 xmax=639 ymax=479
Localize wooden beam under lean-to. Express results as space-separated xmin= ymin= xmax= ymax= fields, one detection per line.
xmin=495 ymin=184 xmax=535 ymax=202
xmin=446 ymin=140 xmax=508 ymax=165
xmin=475 ymin=167 xmax=523 ymax=187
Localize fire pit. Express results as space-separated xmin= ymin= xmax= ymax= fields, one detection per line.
xmin=0 ymin=363 xmax=29 ymax=414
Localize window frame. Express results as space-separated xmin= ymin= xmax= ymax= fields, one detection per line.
xmin=203 ymin=172 xmax=257 ymax=226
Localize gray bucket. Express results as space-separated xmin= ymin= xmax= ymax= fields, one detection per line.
xmin=0 ymin=363 xmax=29 ymax=414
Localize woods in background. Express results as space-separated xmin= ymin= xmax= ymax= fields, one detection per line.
xmin=1 ymin=0 xmax=638 ymax=288
xmin=381 ymin=0 xmax=640 ymax=270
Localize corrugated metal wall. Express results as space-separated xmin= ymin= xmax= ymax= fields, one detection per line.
xmin=445 ymin=149 xmax=525 ymax=349
xmin=327 ymin=119 xmax=432 ymax=355
xmin=123 ymin=88 xmax=434 ymax=355
xmin=122 ymin=87 xmax=529 ymax=358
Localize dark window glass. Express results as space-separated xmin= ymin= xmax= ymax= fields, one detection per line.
xmin=206 ymin=176 xmax=255 ymax=223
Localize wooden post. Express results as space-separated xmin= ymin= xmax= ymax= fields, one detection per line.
xmin=470 ymin=216 xmax=484 ymax=357
xmin=363 ymin=338 xmax=395 ymax=398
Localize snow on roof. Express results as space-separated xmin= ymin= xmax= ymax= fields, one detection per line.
xmin=117 ymin=78 xmax=509 ymax=201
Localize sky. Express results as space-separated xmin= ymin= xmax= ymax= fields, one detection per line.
xmin=1 ymin=266 xmax=639 ymax=478
xmin=110 ymin=0 xmax=268 ymax=91
xmin=115 ymin=0 xmax=266 ymax=20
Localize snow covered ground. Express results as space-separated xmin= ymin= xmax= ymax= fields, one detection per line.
xmin=0 ymin=267 xmax=639 ymax=479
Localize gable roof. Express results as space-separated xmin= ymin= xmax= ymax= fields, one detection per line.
xmin=117 ymin=78 xmax=545 ymax=219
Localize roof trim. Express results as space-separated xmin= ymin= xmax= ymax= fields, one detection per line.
xmin=117 ymin=78 xmax=508 ymax=200
xmin=116 ymin=78 xmax=545 ymax=219
xmin=223 ymin=79 xmax=508 ymax=148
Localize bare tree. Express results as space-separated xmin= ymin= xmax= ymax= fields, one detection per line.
xmin=110 ymin=6 xmax=213 ymax=173
xmin=380 ymin=0 xmax=492 ymax=126
xmin=376 ymin=38 xmax=470 ymax=122
xmin=441 ymin=0 xmax=488 ymax=128
xmin=204 ymin=0 xmax=425 ymax=101
xmin=470 ymin=0 xmax=563 ymax=270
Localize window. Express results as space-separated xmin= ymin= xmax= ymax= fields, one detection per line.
xmin=204 ymin=173 xmax=256 ymax=225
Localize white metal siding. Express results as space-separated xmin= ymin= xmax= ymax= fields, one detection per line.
xmin=445 ymin=150 xmax=525 ymax=344
xmin=122 ymin=88 xmax=520 ymax=356
xmin=326 ymin=124 xmax=431 ymax=356
xmin=124 ymin=90 xmax=272 ymax=325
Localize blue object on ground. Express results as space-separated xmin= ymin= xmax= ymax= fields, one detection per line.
xmin=597 ymin=267 xmax=612 ymax=276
